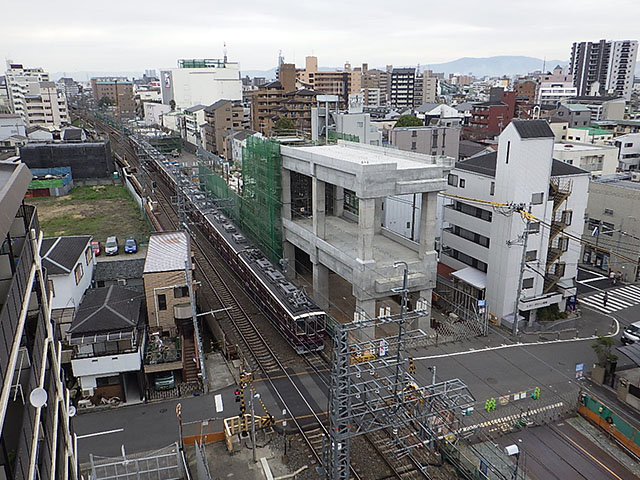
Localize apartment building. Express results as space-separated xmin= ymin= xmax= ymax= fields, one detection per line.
xmin=183 ymin=104 xmax=206 ymax=146
xmin=90 ymin=77 xmax=135 ymax=115
xmin=297 ymin=57 xmax=362 ymax=105
xmin=515 ymin=79 xmax=537 ymax=104
xmin=361 ymin=63 xmax=388 ymax=106
xmin=0 ymin=161 xmax=78 ymax=479
xmin=441 ymin=120 xmax=589 ymax=326
xmin=536 ymin=66 xmax=577 ymax=105
xmin=614 ymin=133 xmax=640 ymax=170
xmin=390 ymin=126 xmax=460 ymax=158
xmin=569 ymin=39 xmax=638 ymax=100
xmin=467 ymin=87 xmax=516 ymax=137
xmin=582 ymin=174 xmax=640 ymax=278
xmin=563 ymin=96 xmax=626 ymax=122
xmin=422 ymin=72 xmax=439 ymax=104
xmin=203 ymin=99 xmax=248 ymax=156
xmin=553 ymin=103 xmax=591 ymax=127
xmin=389 ymin=68 xmax=416 ymax=108
xmin=160 ymin=58 xmax=242 ymax=111
xmin=554 ymin=141 xmax=618 ymax=174
xmin=250 ymin=80 xmax=285 ymax=134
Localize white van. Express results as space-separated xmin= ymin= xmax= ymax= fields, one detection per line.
xmin=105 ymin=236 xmax=119 ymax=255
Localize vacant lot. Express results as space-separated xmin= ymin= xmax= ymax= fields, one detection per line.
xmin=26 ymin=185 xmax=151 ymax=242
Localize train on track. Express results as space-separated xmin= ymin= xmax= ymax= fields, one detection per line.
xmin=134 ymin=137 xmax=327 ymax=354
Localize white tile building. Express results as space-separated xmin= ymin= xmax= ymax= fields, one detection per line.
xmin=441 ymin=120 xmax=590 ymax=326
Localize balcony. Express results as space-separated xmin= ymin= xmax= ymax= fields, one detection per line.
xmin=441 ymin=229 xmax=489 ymax=264
xmin=443 ymin=205 xmax=491 ymax=237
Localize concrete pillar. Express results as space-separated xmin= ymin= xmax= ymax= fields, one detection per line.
xmin=312 ymin=178 xmax=326 ymax=239
xmin=283 ymin=241 xmax=296 ymax=280
xmin=358 ymin=198 xmax=375 ymax=262
xmin=281 ymin=168 xmax=292 ymax=221
xmin=374 ymin=198 xmax=383 ymax=233
xmin=419 ymin=192 xmax=437 ymax=259
xmin=355 ymin=297 xmax=376 ymax=340
xmin=312 ymin=262 xmax=330 ymax=310
xmin=334 ymin=186 xmax=344 ymax=218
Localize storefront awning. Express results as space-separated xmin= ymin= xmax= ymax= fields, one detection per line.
xmin=451 ymin=266 xmax=487 ymax=290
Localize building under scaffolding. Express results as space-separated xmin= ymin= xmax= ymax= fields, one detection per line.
xmin=199 ymin=136 xmax=282 ymax=264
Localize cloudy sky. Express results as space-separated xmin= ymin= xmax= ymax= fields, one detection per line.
xmin=2 ymin=0 xmax=639 ymax=74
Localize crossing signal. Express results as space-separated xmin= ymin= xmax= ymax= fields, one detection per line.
xmin=235 ymin=389 xmax=241 ymax=402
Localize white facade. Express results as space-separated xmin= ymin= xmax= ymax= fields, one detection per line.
xmin=334 ymin=112 xmax=382 ymax=146
xmin=184 ymin=106 xmax=206 ymax=146
xmin=422 ymin=75 xmax=439 ymax=104
xmin=566 ymin=127 xmax=614 ymax=145
xmin=160 ymin=59 xmax=242 ymax=110
xmin=361 ymin=87 xmax=381 ymax=106
xmin=0 ymin=114 xmax=26 ymax=141
xmin=5 ymin=62 xmax=68 ymax=128
xmin=536 ymin=67 xmax=577 ymax=105
xmin=46 ymin=239 xmax=96 ymax=311
xmin=144 ymin=102 xmax=171 ymax=126
xmin=614 ymin=133 xmax=640 ymax=170
xmin=607 ymin=41 xmax=638 ymax=101
xmin=72 ymin=349 xmax=141 ymax=395
xmin=554 ymin=142 xmax=618 ymax=175
xmin=441 ymin=121 xmax=589 ymax=324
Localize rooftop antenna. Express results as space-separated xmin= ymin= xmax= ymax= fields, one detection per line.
xmin=278 ymin=50 xmax=284 ymax=67
xmin=223 ymin=41 xmax=228 ymax=64
xmin=542 ymin=56 xmax=546 ymax=73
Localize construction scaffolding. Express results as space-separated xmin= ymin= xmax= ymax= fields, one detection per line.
xmin=198 ymin=137 xmax=283 ymax=264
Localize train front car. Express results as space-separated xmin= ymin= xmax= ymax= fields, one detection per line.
xmin=293 ymin=310 xmax=326 ymax=353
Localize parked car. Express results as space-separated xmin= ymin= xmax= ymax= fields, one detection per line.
xmin=105 ymin=236 xmax=119 ymax=255
xmin=124 ymin=237 xmax=138 ymax=254
xmin=91 ymin=240 xmax=101 ymax=256
xmin=154 ymin=372 xmax=175 ymax=391
xmin=622 ymin=321 xmax=640 ymax=345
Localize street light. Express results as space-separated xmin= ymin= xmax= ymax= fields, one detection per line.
xmin=504 ymin=444 xmax=520 ymax=479
xmin=251 ymin=393 xmax=261 ymax=463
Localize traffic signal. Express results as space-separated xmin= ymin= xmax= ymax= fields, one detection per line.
xmin=234 ymin=389 xmax=241 ymax=402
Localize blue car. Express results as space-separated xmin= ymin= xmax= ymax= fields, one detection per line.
xmin=124 ymin=237 xmax=138 ymax=254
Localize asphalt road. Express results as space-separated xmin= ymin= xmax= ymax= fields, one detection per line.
xmin=497 ymin=421 xmax=638 ymax=480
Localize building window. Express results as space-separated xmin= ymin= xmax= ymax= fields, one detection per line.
xmin=528 ymin=222 xmax=541 ymax=234
xmin=522 ymin=278 xmax=534 ymax=289
xmin=158 ymin=294 xmax=167 ymax=311
xmin=174 ymin=286 xmax=189 ymax=298
xmin=561 ymin=210 xmax=573 ymax=226
xmin=411 ymin=141 xmax=416 ymax=150
xmin=411 ymin=130 xmax=417 ymax=137
xmin=559 ymin=236 xmax=570 ymax=252
xmin=531 ymin=192 xmax=544 ymax=205
xmin=525 ymin=250 xmax=537 ymax=262
xmin=625 ymin=142 xmax=633 ymax=147
xmin=490 ymin=181 xmax=495 ymax=196
xmin=459 ymin=179 xmax=465 ymax=188
xmin=603 ymin=208 xmax=613 ymax=216
xmin=603 ymin=222 xmax=615 ymax=236
xmin=74 ymin=263 xmax=84 ymax=285
xmin=85 ymin=246 xmax=92 ymax=265
xmin=96 ymin=376 xmax=120 ymax=387
xmin=555 ymin=263 xmax=566 ymax=277
xmin=505 ymin=141 xmax=511 ymax=163
xmin=447 ymin=174 xmax=458 ymax=186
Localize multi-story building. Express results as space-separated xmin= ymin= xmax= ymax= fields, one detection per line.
xmin=90 ymin=77 xmax=136 ymax=115
xmin=203 ymin=99 xmax=248 ymax=156
xmin=441 ymin=120 xmax=589 ymax=325
xmin=554 ymin=141 xmax=619 ymax=174
xmin=143 ymin=231 xmax=200 ymax=386
xmin=467 ymin=87 xmax=516 ymax=137
xmin=515 ymin=79 xmax=537 ymax=104
xmin=0 ymin=160 xmax=78 ymax=479
xmin=614 ymin=133 xmax=640 ymax=170
xmin=361 ymin=63 xmax=388 ymax=106
xmin=250 ymin=80 xmax=285 ymax=134
xmin=422 ymin=72 xmax=439 ymax=104
xmin=160 ymin=58 xmax=242 ymax=111
xmin=390 ymin=126 xmax=460 ymax=158
xmin=536 ymin=66 xmax=577 ymax=105
xmin=566 ymin=126 xmax=614 ymax=145
xmin=553 ymin=102 xmax=591 ymax=127
xmin=569 ymin=39 xmax=638 ymax=101
xmin=183 ymin=104 xmax=206 ymax=146
xmin=582 ymin=174 xmax=640 ymax=279
xmin=0 ymin=76 xmax=10 ymax=113
xmin=57 ymin=78 xmax=80 ymax=99
xmin=297 ymin=57 xmax=362 ymax=106
xmin=563 ymin=96 xmax=626 ymax=122
xmin=5 ymin=62 xmax=49 ymax=123
xmin=389 ymin=68 xmax=416 ymax=108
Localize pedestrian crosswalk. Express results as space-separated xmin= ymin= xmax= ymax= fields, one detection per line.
xmin=580 ymin=284 xmax=640 ymax=314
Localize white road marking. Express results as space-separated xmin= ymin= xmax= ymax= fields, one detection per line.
xmin=76 ymin=428 xmax=124 ymax=439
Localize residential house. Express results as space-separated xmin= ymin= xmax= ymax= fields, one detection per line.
xmin=390 ymin=126 xmax=460 ymax=159
xmin=68 ymin=285 xmax=145 ymax=403
xmin=553 ymin=103 xmax=591 ymax=127
xmin=554 ymin=142 xmax=618 ymax=175
xmin=566 ymin=126 xmax=614 ymax=145
xmin=614 ymin=133 xmax=640 ymax=170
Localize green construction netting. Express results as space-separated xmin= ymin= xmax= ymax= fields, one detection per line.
xmin=199 ymin=137 xmax=282 ymax=264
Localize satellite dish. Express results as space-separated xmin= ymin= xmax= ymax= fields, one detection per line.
xmin=69 ymin=406 xmax=77 ymax=417
xmin=29 ymin=388 xmax=48 ymax=408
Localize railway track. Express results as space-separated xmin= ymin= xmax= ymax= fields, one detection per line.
xmin=149 ymin=165 xmax=364 ymax=480
xmin=80 ymin=109 xmax=447 ymax=479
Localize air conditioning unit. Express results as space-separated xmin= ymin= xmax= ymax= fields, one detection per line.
xmin=117 ymin=278 xmax=127 ymax=286
xmin=631 ymin=172 xmax=640 ymax=182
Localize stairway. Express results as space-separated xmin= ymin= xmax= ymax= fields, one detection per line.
xmin=182 ymin=335 xmax=200 ymax=383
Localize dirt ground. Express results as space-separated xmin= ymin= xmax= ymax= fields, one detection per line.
xmin=26 ymin=185 xmax=151 ymax=243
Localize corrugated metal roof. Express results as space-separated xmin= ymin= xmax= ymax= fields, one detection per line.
xmin=143 ymin=231 xmax=189 ymax=273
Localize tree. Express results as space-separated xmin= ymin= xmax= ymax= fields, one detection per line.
xmin=394 ymin=115 xmax=423 ymax=128
xmin=591 ymin=335 xmax=617 ymax=367
xmin=97 ymin=96 xmax=114 ymax=108
xmin=274 ymin=117 xmax=295 ymax=134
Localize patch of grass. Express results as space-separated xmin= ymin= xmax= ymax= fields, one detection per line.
xmin=26 ymin=185 xmax=151 ymax=242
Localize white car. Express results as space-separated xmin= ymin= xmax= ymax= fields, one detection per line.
xmin=622 ymin=321 xmax=640 ymax=344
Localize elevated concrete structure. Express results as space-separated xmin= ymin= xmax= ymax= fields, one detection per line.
xmin=281 ymin=141 xmax=452 ymax=337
